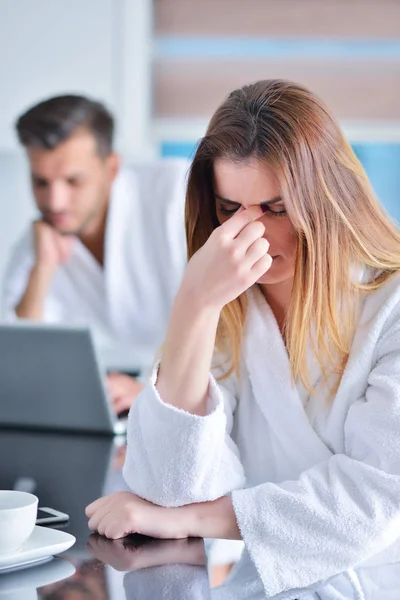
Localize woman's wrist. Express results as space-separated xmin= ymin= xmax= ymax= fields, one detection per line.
xmin=181 ymin=495 xmax=241 ymax=540
xmin=177 ymin=277 xmax=223 ymax=318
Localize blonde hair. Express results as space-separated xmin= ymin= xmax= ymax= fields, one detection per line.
xmin=185 ymin=79 xmax=400 ymax=390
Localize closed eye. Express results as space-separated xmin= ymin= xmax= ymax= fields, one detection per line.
xmin=217 ymin=202 xmax=287 ymax=217
xmin=218 ymin=205 xmax=240 ymax=216
xmin=32 ymin=178 xmax=48 ymax=188
xmin=261 ymin=204 xmax=287 ymax=217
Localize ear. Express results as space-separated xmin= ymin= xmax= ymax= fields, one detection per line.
xmin=106 ymin=152 xmax=120 ymax=182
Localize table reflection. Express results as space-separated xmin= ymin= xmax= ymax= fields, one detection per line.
xmin=0 ymin=558 xmax=75 ymax=600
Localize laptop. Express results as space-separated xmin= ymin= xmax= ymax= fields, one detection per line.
xmin=0 ymin=322 xmax=128 ymax=435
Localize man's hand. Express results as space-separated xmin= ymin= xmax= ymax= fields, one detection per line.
xmin=33 ymin=221 xmax=75 ymax=270
xmin=15 ymin=222 xmax=75 ymax=320
xmin=106 ymin=373 xmax=144 ymax=415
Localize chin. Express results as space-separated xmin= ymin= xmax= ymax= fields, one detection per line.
xmin=257 ymin=272 xmax=283 ymax=285
xmin=55 ymin=226 xmax=78 ymax=236
xmin=256 ymin=257 xmax=293 ymax=285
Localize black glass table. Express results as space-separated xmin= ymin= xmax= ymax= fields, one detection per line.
xmin=0 ymin=428 xmax=399 ymax=599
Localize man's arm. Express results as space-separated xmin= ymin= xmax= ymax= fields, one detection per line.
xmin=15 ymin=221 xmax=74 ymax=320
xmin=15 ymin=263 xmax=57 ymax=319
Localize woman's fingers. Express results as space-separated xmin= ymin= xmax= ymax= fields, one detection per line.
xmin=86 ymin=495 xmax=114 ymax=530
xmin=88 ymin=506 xmax=112 ymax=533
xmin=245 ymin=237 xmax=271 ymax=267
xmin=220 ymin=205 xmax=264 ymax=239
xmin=235 ymin=221 xmax=266 ymax=254
xmin=251 ymin=253 xmax=273 ymax=279
xmin=104 ymin=519 xmax=130 ymax=540
xmin=86 ymin=496 xmax=108 ymax=518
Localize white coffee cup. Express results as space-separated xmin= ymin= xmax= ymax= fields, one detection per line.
xmin=0 ymin=490 xmax=38 ymax=554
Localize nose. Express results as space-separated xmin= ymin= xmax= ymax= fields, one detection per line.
xmin=46 ymin=181 xmax=70 ymax=212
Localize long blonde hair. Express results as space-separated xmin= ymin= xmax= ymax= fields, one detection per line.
xmin=185 ymin=79 xmax=400 ymax=389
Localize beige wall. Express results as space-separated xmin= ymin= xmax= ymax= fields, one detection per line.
xmin=154 ymin=0 xmax=400 ymax=121
xmin=155 ymin=0 xmax=400 ymax=38
xmin=154 ymin=59 xmax=400 ymax=120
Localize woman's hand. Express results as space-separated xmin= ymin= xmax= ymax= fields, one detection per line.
xmin=182 ymin=205 xmax=272 ymax=311
xmin=85 ymin=491 xmax=190 ymax=541
xmin=155 ymin=206 xmax=271 ymax=414
xmin=86 ymin=492 xmax=240 ymax=542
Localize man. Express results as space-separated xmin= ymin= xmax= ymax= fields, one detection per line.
xmin=2 ymin=95 xmax=188 ymax=414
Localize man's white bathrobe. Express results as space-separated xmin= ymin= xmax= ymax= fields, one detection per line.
xmin=123 ymin=273 xmax=400 ymax=597
xmin=2 ymin=160 xmax=188 ymax=372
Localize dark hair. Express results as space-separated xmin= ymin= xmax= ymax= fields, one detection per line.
xmin=16 ymin=94 xmax=114 ymax=157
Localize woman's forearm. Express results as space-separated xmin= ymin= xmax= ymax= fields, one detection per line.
xmin=183 ymin=496 xmax=241 ymax=540
xmin=156 ymin=285 xmax=221 ymax=416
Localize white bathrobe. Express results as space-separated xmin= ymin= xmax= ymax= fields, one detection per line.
xmin=1 ymin=160 xmax=188 ymax=372
xmin=123 ymin=273 xmax=400 ymax=597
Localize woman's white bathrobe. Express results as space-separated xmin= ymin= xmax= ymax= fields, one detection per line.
xmin=123 ymin=274 xmax=400 ymax=597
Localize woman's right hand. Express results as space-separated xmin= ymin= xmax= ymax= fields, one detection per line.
xmin=155 ymin=206 xmax=271 ymax=414
xmin=182 ymin=206 xmax=272 ymax=311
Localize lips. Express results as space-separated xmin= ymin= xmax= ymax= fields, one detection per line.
xmin=47 ymin=214 xmax=69 ymax=226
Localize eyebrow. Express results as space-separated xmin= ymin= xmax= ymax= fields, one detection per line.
xmin=214 ymin=194 xmax=283 ymax=207
xmin=32 ymin=172 xmax=84 ymax=182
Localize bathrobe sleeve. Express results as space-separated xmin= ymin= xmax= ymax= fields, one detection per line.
xmin=123 ymin=363 xmax=245 ymax=506
xmin=231 ymin=311 xmax=400 ymax=596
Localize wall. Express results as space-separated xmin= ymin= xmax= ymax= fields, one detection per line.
xmin=0 ymin=0 xmax=153 ymax=287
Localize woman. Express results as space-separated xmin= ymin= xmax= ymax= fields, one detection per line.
xmin=86 ymin=80 xmax=400 ymax=597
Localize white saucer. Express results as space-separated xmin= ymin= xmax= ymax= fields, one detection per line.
xmin=0 ymin=526 xmax=75 ymax=573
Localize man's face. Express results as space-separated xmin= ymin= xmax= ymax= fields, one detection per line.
xmin=27 ymin=129 xmax=118 ymax=235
